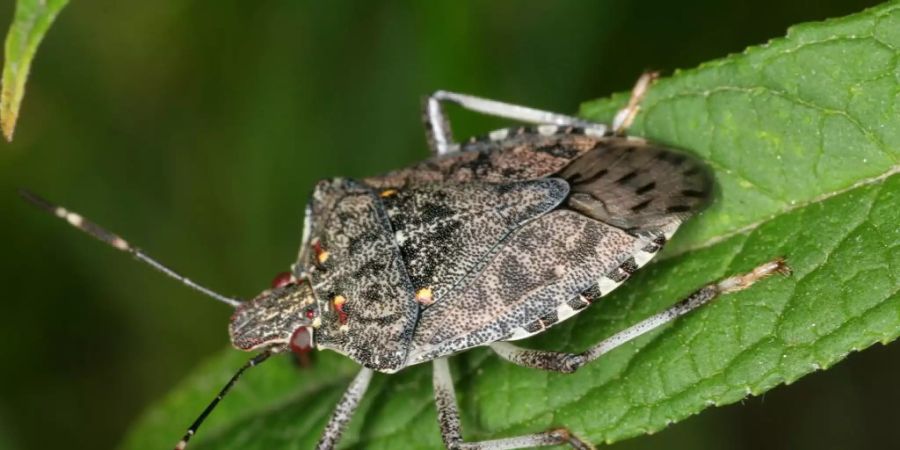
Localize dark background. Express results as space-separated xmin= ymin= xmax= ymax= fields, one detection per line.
xmin=0 ymin=1 xmax=896 ymax=449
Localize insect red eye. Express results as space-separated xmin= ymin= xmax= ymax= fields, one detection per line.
xmin=271 ymin=271 xmax=294 ymax=289
xmin=290 ymin=327 xmax=313 ymax=355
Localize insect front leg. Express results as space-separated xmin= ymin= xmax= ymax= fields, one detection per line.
xmin=422 ymin=91 xmax=606 ymax=156
xmin=491 ymin=258 xmax=791 ymax=373
xmin=432 ymin=358 xmax=594 ymax=450
xmin=315 ymin=367 xmax=374 ymax=450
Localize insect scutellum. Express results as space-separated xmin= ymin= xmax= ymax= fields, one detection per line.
xmin=23 ymin=72 xmax=792 ymax=450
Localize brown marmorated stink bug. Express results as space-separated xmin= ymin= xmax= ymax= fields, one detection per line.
xmin=22 ymin=73 xmax=790 ymax=450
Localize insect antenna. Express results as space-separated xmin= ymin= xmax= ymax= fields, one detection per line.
xmin=19 ymin=189 xmax=243 ymax=308
xmin=175 ymin=349 xmax=276 ymax=450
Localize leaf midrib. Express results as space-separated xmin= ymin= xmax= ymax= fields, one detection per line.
xmin=663 ymin=165 xmax=900 ymax=261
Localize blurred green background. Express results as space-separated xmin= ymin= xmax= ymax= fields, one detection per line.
xmin=1 ymin=1 xmax=898 ymax=449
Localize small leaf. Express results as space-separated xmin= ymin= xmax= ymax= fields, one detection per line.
xmin=123 ymin=2 xmax=900 ymax=449
xmin=1 ymin=0 xmax=68 ymax=142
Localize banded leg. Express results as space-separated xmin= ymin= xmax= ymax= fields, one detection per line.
xmin=423 ymin=90 xmax=607 ymax=156
xmin=432 ymin=358 xmax=594 ymax=450
xmin=611 ymin=71 xmax=658 ymax=134
xmin=491 ymin=258 xmax=791 ymax=373
xmin=315 ymin=367 xmax=374 ymax=450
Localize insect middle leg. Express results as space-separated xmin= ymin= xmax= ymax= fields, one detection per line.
xmin=432 ymin=358 xmax=595 ymax=450
xmin=491 ymin=258 xmax=790 ymax=373
xmin=422 ymin=91 xmax=607 ymax=156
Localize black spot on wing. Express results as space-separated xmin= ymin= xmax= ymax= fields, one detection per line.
xmin=556 ymin=137 xmax=712 ymax=232
xmin=666 ymin=205 xmax=693 ymax=213
xmin=631 ymin=199 xmax=652 ymax=212
xmin=681 ymin=189 xmax=706 ymax=198
xmin=636 ymin=182 xmax=656 ymax=195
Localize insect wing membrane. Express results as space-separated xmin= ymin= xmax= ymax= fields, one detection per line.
xmin=557 ymin=138 xmax=712 ymax=231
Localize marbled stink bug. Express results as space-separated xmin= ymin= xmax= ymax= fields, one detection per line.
xmin=22 ymin=73 xmax=790 ymax=450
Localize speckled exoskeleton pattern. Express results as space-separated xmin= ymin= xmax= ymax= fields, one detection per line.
xmin=381 ymin=179 xmax=568 ymax=304
xmin=287 ymin=128 xmax=710 ymax=373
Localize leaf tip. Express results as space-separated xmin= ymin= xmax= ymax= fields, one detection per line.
xmin=1 ymin=110 xmax=17 ymax=142
xmin=1 ymin=77 xmax=21 ymax=142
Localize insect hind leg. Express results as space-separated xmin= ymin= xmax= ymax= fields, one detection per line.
xmin=424 ymin=71 xmax=659 ymax=155
xmin=491 ymin=258 xmax=791 ymax=373
xmin=432 ymin=358 xmax=594 ymax=450
xmin=611 ymin=71 xmax=659 ymax=134
xmin=423 ymin=90 xmax=607 ymax=156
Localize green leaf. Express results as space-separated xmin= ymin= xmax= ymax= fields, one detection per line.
xmin=1 ymin=0 xmax=68 ymax=141
xmin=123 ymin=2 xmax=900 ymax=449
